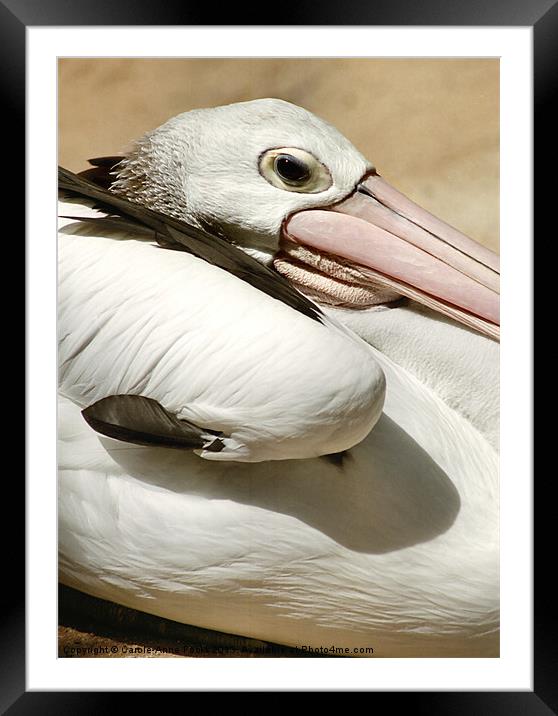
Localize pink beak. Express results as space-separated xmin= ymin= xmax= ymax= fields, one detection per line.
xmin=283 ymin=172 xmax=500 ymax=341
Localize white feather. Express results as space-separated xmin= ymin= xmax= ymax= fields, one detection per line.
xmin=59 ymin=346 xmax=498 ymax=657
xmin=58 ymin=99 xmax=499 ymax=656
xmin=59 ymin=201 xmax=384 ymax=462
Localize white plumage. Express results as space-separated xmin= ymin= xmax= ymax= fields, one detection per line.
xmin=59 ymin=204 xmax=384 ymax=462
xmin=58 ymin=98 xmax=499 ymax=656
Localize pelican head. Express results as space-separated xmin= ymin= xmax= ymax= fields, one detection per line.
xmin=111 ymin=98 xmax=499 ymax=339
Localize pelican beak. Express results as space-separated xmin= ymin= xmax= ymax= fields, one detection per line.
xmin=283 ymin=172 xmax=500 ymax=340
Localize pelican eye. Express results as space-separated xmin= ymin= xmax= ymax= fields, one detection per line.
xmin=259 ymin=147 xmax=332 ymax=194
xmin=274 ymin=154 xmax=310 ymax=185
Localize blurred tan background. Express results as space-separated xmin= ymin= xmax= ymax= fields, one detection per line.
xmin=59 ymin=58 xmax=498 ymax=252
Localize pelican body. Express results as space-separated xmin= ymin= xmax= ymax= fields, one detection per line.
xmin=58 ymin=99 xmax=499 ymax=656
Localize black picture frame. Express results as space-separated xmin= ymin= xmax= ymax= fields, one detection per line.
xmin=12 ymin=0 xmax=546 ymax=710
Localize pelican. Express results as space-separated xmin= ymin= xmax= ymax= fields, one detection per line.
xmin=58 ymin=98 xmax=500 ymax=657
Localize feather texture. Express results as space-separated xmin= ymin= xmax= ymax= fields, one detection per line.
xmin=82 ymin=395 xmax=225 ymax=452
xmin=58 ymin=99 xmax=499 ymax=656
xmin=59 ymin=166 xmax=323 ymax=323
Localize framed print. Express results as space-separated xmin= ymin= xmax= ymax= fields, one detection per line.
xmin=13 ymin=0 xmax=546 ymax=709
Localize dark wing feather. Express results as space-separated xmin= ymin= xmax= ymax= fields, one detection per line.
xmin=59 ymin=166 xmax=323 ymax=323
xmin=82 ymin=395 xmax=225 ymax=452
xmin=77 ymin=156 xmax=124 ymax=189
xmin=87 ymin=155 xmax=125 ymax=168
